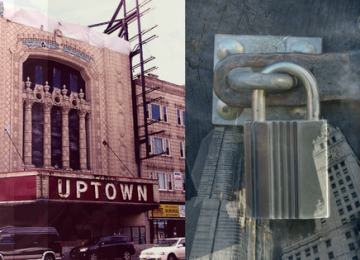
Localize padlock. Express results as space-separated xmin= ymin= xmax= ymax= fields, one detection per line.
xmin=244 ymin=62 xmax=329 ymax=219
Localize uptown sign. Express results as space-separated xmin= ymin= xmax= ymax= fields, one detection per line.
xmin=49 ymin=176 xmax=155 ymax=203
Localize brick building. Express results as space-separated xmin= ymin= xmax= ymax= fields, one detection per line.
xmin=135 ymin=74 xmax=185 ymax=242
xmin=0 ymin=3 xmax=186 ymax=249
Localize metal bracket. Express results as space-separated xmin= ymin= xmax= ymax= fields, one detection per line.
xmin=212 ymin=34 xmax=322 ymax=126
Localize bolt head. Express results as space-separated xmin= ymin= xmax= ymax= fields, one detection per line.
xmin=290 ymin=41 xmax=315 ymax=54
xmin=217 ymin=39 xmax=244 ymax=60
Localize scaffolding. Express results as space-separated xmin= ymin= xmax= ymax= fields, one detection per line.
xmin=89 ymin=0 xmax=161 ymax=177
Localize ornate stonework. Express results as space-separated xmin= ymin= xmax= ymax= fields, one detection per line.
xmin=0 ymin=18 xmax=134 ymax=175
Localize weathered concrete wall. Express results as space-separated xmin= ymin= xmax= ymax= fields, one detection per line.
xmin=186 ymin=0 xmax=360 ymax=259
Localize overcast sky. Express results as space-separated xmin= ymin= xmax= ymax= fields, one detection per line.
xmin=2 ymin=0 xmax=185 ymax=85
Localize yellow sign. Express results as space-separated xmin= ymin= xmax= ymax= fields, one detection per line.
xmin=149 ymin=204 xmax=180 ymax=218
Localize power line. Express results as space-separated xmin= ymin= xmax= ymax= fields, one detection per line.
xmin=4 ymin=127 xmax=28 ymax=170
xmin=102 ymin=140 xmax=135 ymax=178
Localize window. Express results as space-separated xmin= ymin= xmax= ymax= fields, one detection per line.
xmin=334 ymin=165 xmax=338 ymax=171
xmin=350 ymin=214 xmax=356 ymax=221
xmin=177 ymin=110 xmax=181 ymax=125
xmin=336 ymin=200 xmax=341 ymax=206
xmin=349 ymin=183 xmax=354 ymax=189
xmin=352 ymin=192 xmax=357 ymax=198
xmin=53 ymin=68 xmax=61 ymax=88
xmin=329 ymin=176 xmax=334 ymax=181
xmin=340 ymin=161 xmax=345 ymax=167
xmin=325 ymin=239 xmax=331 ymax=247
xmin=331 ymin=183 xmax=336 ymax=189
xmin=339 ymin=209 xmax=344 ymax=215
xmin=180 ymin=142 xmax=184 ymax=158
xmin=152 ymin=104 xmax=161 ymax=121
xmin=288 ymin=257 xmax=293 ymax=260
xmin=70 ymin=74 xmax=77 ymax=92
xmin=342 ymin=218 xmax=347 ymax=225
xmin=344 ymin=168 xmax=348 ymax=174
xmin=23 ymin=59 xmax=88 ymax=171
xmin=346 ymin=231 xmax=352 ymax=239
xmin=321 ymin=218 xmax=326 ymax=226
xmin=154 ymin=137 xmax=164 ymax=154
xmin=165 ymin=139 xmax=170 ymax=156
xmin=168 ymin=173 xmax=173 ymax=191
xmin=336 ymin=172 xmax=341 ymax=177
xmin=341 ymin=187 xmax=346 ymax=193
xmin=353 ymin=256 xmax=358 ymax=260
xmin=312 ymin=245 xmax=318 ymax=254
xmin=356 ymin=201 xmax=360 ymax=208
xmin=0 ymin=233 xmax=12 ymax=243
xmin=349 ymin=243 xmax=355 ymax=251
xmin=346 ymin=176 xmax=351 ymax=182
xmin=347 ymin=205 xmax=353 ymax=212
xmin=314 ymin=258 xmax=319 ymax=260
xmin=149 ymin=172 xmax=154 ymax=179
xmin=331 ymin=136 xmax=336 ymax=143
xmin=328 ymin=168 xmax=332 ymax=173
xmin=163 ymin=107 xmax=168 ymax=122
xmin=146 ymin=104 xmax=150 ymax=119
xmin=182 ymin=174 xmax=185 ymax=190
xmin=157 ymin=172 xmax=166 ymax=190
xmin=344 ymin=196 xmax=349 ymax=202
xmin=305 ymin=248 xmax=310 ymax=257
xmin=334 ymin=191 xmax=339 ymax=197
xmin=295 ymin=253 xmax=300 ymax=260
xmin=328 ymin=252 xmax=334 ymax=259
xmin=35 ymin=65 xmax=43 ymax=85
xmin=148 ymin=137 xmax=152 ymax=154
xmin=320 ymin=143 xmax=324 ymax=149
xmin=182 ymin=111 xmax=185 ymax=126
xmin=339 ymin=179 xmax=344 ymax=185
xmin=123 ymin=226 xmax=146 ymax=244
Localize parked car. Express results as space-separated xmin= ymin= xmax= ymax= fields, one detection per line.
xmin=0 ymin=226 xmax=63 ymax=260
xmin=139 ymin=238 xmax=185 ymax=260
xmin=69 ymin=235 xmax=135 ymax=260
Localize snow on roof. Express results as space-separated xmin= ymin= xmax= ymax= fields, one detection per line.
xmin=2 ymin=2 xmax=131 ymax=56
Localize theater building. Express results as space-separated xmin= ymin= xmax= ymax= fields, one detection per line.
xmin=0 ymin=3 xmax=162 ymax=246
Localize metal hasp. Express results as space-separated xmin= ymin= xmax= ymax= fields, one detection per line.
xmin=244 ymin=62 xmax=329 ymax=219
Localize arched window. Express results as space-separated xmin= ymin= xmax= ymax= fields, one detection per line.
xmin=23 ymin=59 xmax=86 ymax=99
xmin=23 ymin=58 xmax=90 ymax=172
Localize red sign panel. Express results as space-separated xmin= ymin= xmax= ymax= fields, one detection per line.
xmin=0 ymin=176 xmax=37 ymax=201
xmin=48 ymin=177 xmax=154 ymax=203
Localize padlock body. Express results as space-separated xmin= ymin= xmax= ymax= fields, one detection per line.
xmin=244 ymin=120 xmax=328 ymax=219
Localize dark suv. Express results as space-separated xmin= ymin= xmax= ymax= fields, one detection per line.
xmin=70 ymin=235 xmax=135 ymax=260
xmin=0 ymin=226 xmax=63 ymax=260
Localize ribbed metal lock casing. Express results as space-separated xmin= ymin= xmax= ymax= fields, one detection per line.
xmin=245 ymin=120 xmax=329 ymax=219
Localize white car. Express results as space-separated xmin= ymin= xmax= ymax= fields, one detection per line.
xmin=139 ymin=237 xmax=185 ymax=260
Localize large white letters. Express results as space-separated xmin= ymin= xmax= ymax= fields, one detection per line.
xmin=120 ymin=184 xmax=133 ymax=201
xmin=58 ymin=179 xmax=70 ymax=198
xmin=137 ymin=185 xmax=147 ymax=201
xmin=76 ymin=181 xmax=88 ymax=198
xmin=91 ymin=182 xmax=102 ymax=199
xmin=105 ymin=183 xmax=117 ymax=200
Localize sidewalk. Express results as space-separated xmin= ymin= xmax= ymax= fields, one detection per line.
xmin=63 ymin=244 xmax=153 ymax=260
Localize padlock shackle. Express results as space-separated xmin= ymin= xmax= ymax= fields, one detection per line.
xmin=260 ymin=62 xmax=320 ymax=121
